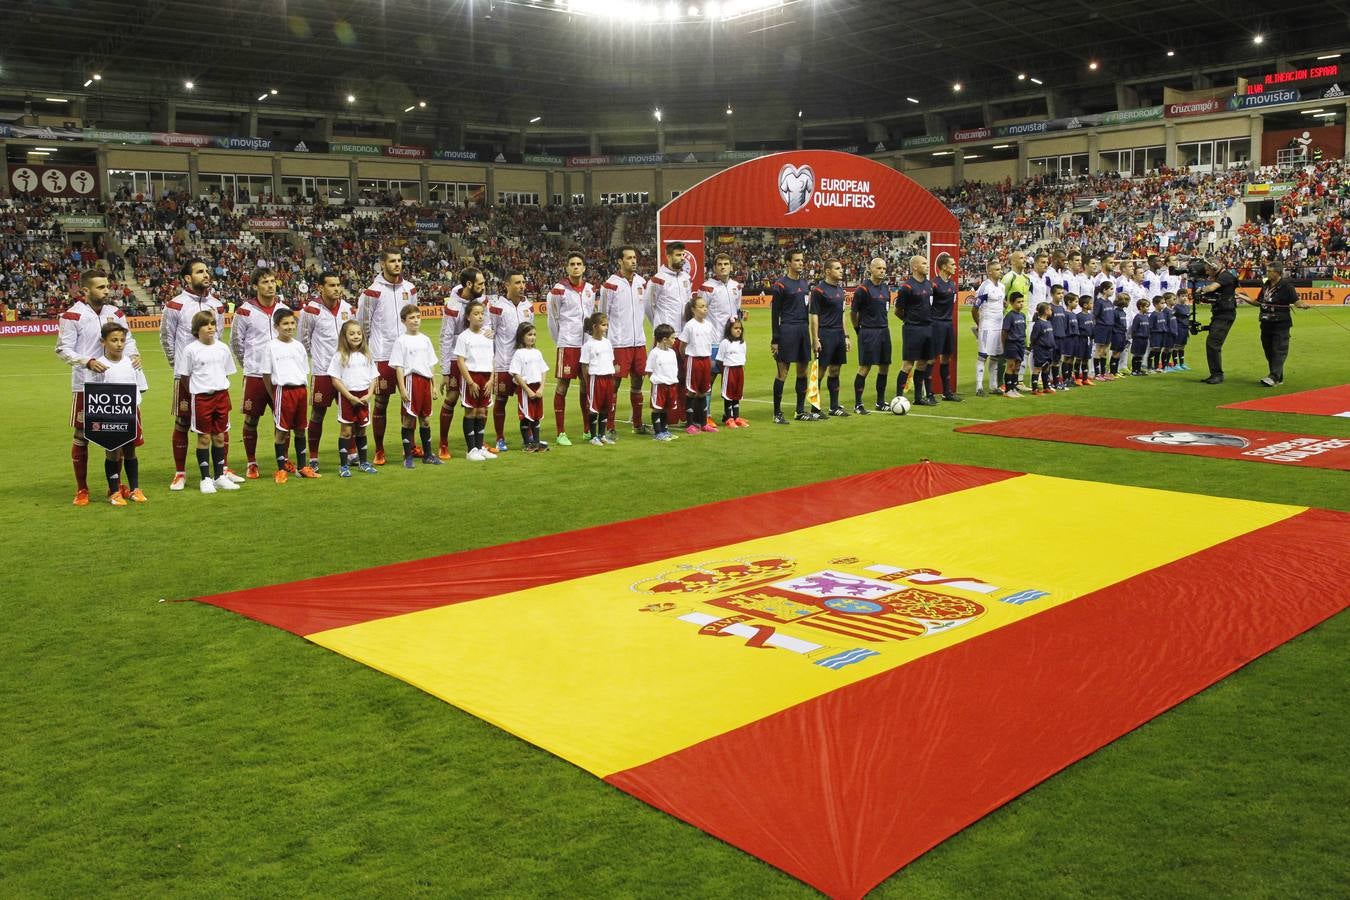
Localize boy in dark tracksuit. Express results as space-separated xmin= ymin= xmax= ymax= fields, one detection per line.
xmin=1030 ymin=302 xmax=1057 ymax=394
xmin=1074 ymin=298 xmax=1095 ymax=385
xmin=1111 ymin=294 xmax=1129 ymax=375
xmin=1171 ymin=296 xmax=1191 ymax=370
xmin=1131 ymin=299 xmax=1154 ymax=375
xmin=1048 ymin=286 xmax=1070 ymax=389
xmin=1148 ymin=297 xmax=1168 ymax=372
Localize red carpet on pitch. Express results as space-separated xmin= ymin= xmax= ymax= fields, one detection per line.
xmin=1221 ymin=383 xmax=1350 ymax=418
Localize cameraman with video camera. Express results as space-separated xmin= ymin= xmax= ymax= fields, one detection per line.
xmin=1244 ymin=260 xmax=1307 ymax=386
xmin=1189 ymin=258 xmax=1238 ymax=384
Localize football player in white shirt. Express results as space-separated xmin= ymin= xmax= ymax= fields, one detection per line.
xmin=157 ymin=258 xmax=235 ymax=490
xmin=263 ymin=308 xmax=319 ymax=482
xmin=598 ymin=246 xmax=649 ymax=438
xmin=298 ymin=271 xmax=353 ymax=472
xmin=644 ymin=242 xmax=692 ymax=425
xmin=356 ymin=248 xmax=418 ymax=465
xmin=970 ymin=260 xmax=1006 ymax=396
xmin=388 ymin=304 xmax=441 ymax=468
xmin=546 ymin=252 xmax=596 ymax=446
xmin=507 ymin=322 xmax=550 ymax=452
xmin=85 ymin=320 xmax=148 ymax=505
xmin=230 ymin=268 xmax=289 ymax=479
xmin=700 ymin=252 xmax=742 ymax=389
xmin=436 ymin=269 xmax=482 ymax=458
xmin=454 ymin=299 xmax=498 ymax=461
xmin=174 ymin=311 xmax=240 ymax=494
xmin=55 ymin=269 xmax=142 ymax=505
xmin=487 ymin=272 xmax=527 ymax=453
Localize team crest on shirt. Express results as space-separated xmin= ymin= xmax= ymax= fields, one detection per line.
xmin=635 ymin=558 xmax=1044 ymax=671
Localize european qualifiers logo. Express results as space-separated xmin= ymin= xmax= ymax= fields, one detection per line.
xmin=777 ymin=163 xmax=877 ymax=216
xmin=1128 ymin=430 xmax=1251 ymax=449
xmin=778 ymin=163 xmax=814 ymax=214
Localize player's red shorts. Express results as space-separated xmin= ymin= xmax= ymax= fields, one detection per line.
xmin=613 ymin=345 xmax=648 ymax=380
xmin=460 ymin=371 xmax=492 ymax=409
xmin=516 ymin=381 xmax=543 ymax=421
xmin=338 ymin=394 xmax=369 ymax=426
xmin=310 ymin=374 xmax=336 ymax=410
xmin=650 ymin=382 xmax=681 ymax=416
xmin=401 ymin=373 xmax=433 ymax=418
xmin=721 ymin=364 xmax=745 ymax=401
xmin=171 ymin=375 xmax=190 ymax=418
xmin=375 ymin=360 xmax=398 ymax=396
xmin=70 ymin=391 xmax=85 ymax=429
xmin=495 ymin=371 xmax=513 ymax=397
xmin=191 ymin=390 xmax=231 ymax=434
xmin=442 ymin=365 xmax=462 ymax=394
xmin=239 ymin=375 xmax=276 ymax=417
xmin=684 ymin=356 xmax=713 ymax=394
xmin=587 ymin=373 xmax=616 ymax=415
xmin=273 ymin=384 xmax=309 ymax=431
xmin=556 ymin=346 xmax=582 ymax=380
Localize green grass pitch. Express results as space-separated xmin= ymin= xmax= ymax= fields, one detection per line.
xmin=3 ymin=308 xmax=1347 ymax=897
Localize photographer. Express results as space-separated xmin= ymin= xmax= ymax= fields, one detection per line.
xmin=1190 ymin=258 xmax=1238 ymax=384
xmin=1244 ymin=261 xmax=1307 ymax=387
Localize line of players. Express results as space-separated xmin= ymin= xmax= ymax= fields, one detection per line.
xmin=969 ymin=250 xmax=1192 ymax=398
xmin=56 ymin=241 xmax=754 ymax=504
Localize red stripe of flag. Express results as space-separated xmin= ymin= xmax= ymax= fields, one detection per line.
xmin=605 ymin=507 xmax=1350 ymax=899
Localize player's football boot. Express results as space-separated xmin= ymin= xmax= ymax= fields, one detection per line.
xmin=199 ymin=478 xmax=217 ymax=494
xmin=246 ymin=462 xmax=260 ymax=480
xmin=72 ymin=488 xmax=90 ymax=506
xmin=223 ymin=468 xmax=246 ymax=484
xmin=701 ymin=423 xmax=718 ymax=433
xmin=358 ymin=461 xmax=379 ymax=474
xmin=274 ymin=470 xmax=288 ymax=484
xmin=975 ymin=388 xmax=985 ymax=397
xmin=402 ymin=456 xmax=415 ymax=469
xmin=684 ymin=425 xmax=701 ymax=435
xmin=829 ymin=407 xmax=850 ymax=417
xmin=601 ymin=433 xmax=617 ymax=444
xmin=794 ymin=411 xmax=809 ymax=421
xmin=438 ymin=443 xmax=451 ymax=460
xmin=284 ymin=460 xmax=298 ymax=474
xmin=633 ymin=424 xmax=652 ymax=435
xmin=555 ymin=433 xmax=572 ymax=446
xmin=118 ymin=484 xmax=132 ymax=500
xmin=874 ymin=401 xmax=889 ymax=412
xmin=298 ymin=466 xmax=322 ymax=477
xmin=130 ymin=489 xmax=148 ymax=503
xmin=808 ymin=409 xmax=826 ymax=421
xmin=496 ymin=438 xmax=510 ymax=453
xmin=854 ymin=403 xmax=870 ymax=414
xmin=774 ymin=412 xmax=789 ymax=425
xmin=169 ymin=473 xmax=186 ymax=491
xmin=108 ymin=493 xmax=128 ymax=507
xmin=338 ymin=466 xmax=352 ymax=478
xmin=411 ymin=445 xmax=423 ymax=458
xmin=421 ymin=454 xmax=443 ymax=465
xmin=942 ymin=392 xmax=963 ymax=402
xmin=919 ymin=396 xmax=939 ymax=406
xmin=374 ymin=449 xmax=387 ymax=465
xmin=735 ymin=418 xmax=749 ymax=427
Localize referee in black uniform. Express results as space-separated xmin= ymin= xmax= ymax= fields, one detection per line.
xmin=1246 ymin=261 xmax=1306 ymax=386
xmin=1192 ymin=259 xmax=1239 ymax=384
xmin=893 ymin=255 xmax=938 ymax=406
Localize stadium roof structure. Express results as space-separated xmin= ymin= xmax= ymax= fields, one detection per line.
xmin=2 ymin=0 xmax=1345 ymax=133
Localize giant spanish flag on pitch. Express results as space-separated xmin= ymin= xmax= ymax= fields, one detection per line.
xmin=196 ymin=464 xmax=1350 ymax=898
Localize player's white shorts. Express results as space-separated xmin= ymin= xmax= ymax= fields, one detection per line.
xmin=978 ymin=328 xmax=1005 ymax=357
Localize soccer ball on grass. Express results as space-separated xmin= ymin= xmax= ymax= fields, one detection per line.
xmin=889 ymin=396 xmax=911 ymax=415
